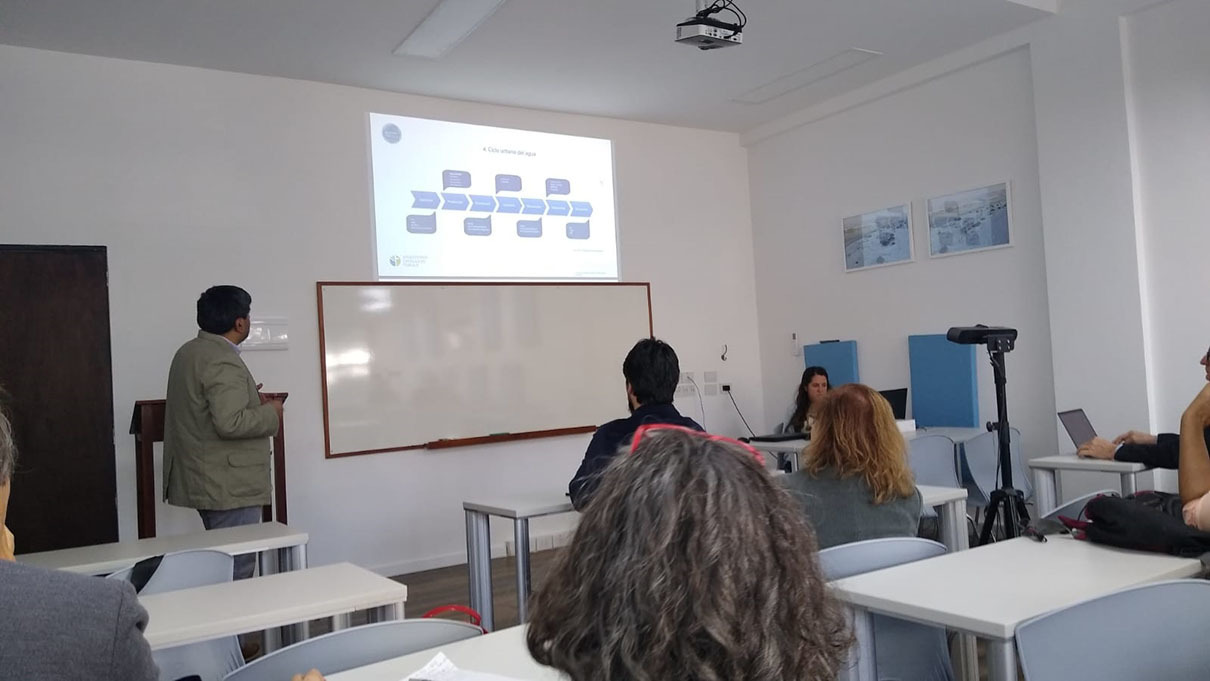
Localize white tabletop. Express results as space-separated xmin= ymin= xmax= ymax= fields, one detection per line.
xmin=463 ymin=497 xmax=575 ymax=519
xmin=830 ymin=535 xmax=1200 ymax=639
xmin=918 ymin=484 xmax=967 ymax=507
xmin=17 ymin=522 xmax=308 ymax=575
xmin=906 ymin=427 xmax=987 ymax=443
xmin=141 ymin=562 xmax=407 ymax=650
xmin=747 ymin=438 xmax=807 ymax=453
xmin=327 ymin=625 xmax=561 ymax=681
xmin=1028 ymin=454 xmax=1149 ymax=473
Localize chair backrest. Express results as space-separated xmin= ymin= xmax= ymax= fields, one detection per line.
xmin=1017 ymin=579 xmax=1210 ymax=681
xmin=822 ymin=538 xmax=953 ymax=681
xmin=107 ymin=550 xmax=241 ymax=681
xmin=223 ymin=619 xmax=483 ymax=681
xmin=107 ymin=549 xmax=234 ymax=594
xmin=907 ymin=435 xmax=960 ymax=489
xmin=960 ymin=429 xmax=1030 ymax=506
xmin=1043 ymin=489 xmax=1120 ymax=521
xmin=820 ymin=537 xmax=947 ymax=580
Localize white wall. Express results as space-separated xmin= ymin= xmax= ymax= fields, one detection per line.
xmin=0 ymin=45 xmax=763 ymax=574
xmin=1121 ymin=0 xmax=1210 ymax=488
xmin=1125 ymin=0 xmax=1210 ymax=430
xmin=747 ymin=49 xmax=1059 ymax=464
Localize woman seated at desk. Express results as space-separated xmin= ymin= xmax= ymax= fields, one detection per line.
xmin=528 ymin=425 xmax=851 ymax=681
xmin=781 ymin=383 xmax=922 ymax=549
xmin=785 ymin=366 xmax=831 ymax=434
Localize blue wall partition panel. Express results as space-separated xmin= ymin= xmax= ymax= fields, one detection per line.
xmin=803 ymin=341 xmax=859 ymax=387
xmin=908 ymin=334 xmax=979 ymax=427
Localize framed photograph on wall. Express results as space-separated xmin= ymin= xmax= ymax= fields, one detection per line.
xmin=842 ymin=203 xmax=914 ymax=272
xmin=927 ymin=182 xmax=1011 ymax=257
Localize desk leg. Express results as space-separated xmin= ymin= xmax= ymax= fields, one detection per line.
xmin=938 ymin=499 xmax=969 ymax=552
xmin=1033 ymin=469 xmax=1056 ymax=517
xmin=466 ymin=509 xmax=495 ymax=632
xmin=1121 ymin=472 xmax=1138 ymax=496
xmin=987 ymin=639 xmax=1017 ymax=681
xmin=514 ymin=518 xmax=532 ymax=623
xmin=849 ymin=607 xmax=877 ymax=681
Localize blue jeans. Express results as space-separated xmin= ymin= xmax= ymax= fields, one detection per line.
xmin=198 ymin=506 xmax=262 ymax=580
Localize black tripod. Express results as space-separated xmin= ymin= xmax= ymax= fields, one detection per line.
xmin=977 ymin=334 xmax=1031 ymax=545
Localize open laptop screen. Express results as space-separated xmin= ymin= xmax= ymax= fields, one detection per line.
xmin=1058 ymin=409 xmax=1097 ymax=448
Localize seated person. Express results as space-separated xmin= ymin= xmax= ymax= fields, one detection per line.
xmin=1177 ymin=384 xmax=1210 ymax=530
xmin=785 ymin=366 xmax=830 ymax=433
xmin=530 ymin=426 xmax=851 ymax=681
xmin=567 ymin=338 xmax=702 ymax=510
xmin=1079 ymin=347 xmax=1210 ymax=467
xmin=0 ymin=408 xmax=158 ymax=680
xmin=781 ymin=383 xmax=922 ymax=549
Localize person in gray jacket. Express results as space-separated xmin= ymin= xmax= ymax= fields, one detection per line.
xmin=0 ymin=405 xmax=158 ymax=681
xmin=781 ymin=383 xmax=922 ymax=549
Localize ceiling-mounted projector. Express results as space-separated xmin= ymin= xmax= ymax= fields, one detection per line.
xmin=675 ymin=16 xmax=743 ymax=50
xmin=675 ymin=0 xmax=745 ymax=50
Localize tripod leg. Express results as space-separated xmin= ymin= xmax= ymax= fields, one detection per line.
xmin=978 ymin=493 xmax=1001 ymax=545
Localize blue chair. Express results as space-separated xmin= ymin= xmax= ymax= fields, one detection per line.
xmin=1042 ymin=489 xmax=1119 ymax=522
xmin=960 ymin=428 xmax=1031 ymax=507
xmin=820 ymin=538 xmax=954 ymax=681
xmin=1016 ymin=580 xmax=1210 ymax=680
xmin=223 ymin=620 xmax=483 ymax=681
xmin=109 ymin=550 xmax=243 ymax=681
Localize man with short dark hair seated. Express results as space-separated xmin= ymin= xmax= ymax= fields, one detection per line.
xmin=567 ymin=338 xmax=702 ymax=510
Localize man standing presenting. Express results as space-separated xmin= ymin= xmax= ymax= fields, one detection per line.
xmin=164 ymin=285 xmax=282 ymax=580
xmin=567 ymin=338 xmax=702 ymax=510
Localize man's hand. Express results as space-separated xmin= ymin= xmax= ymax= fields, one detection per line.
xmin=268 ymin=398 xmax=285 ymax=428
xmin=1183 ymin=383 xmax=1210 ymax=428
xmin=291 ymin=671 xmax=325 ymax=681
xmin=1077 ymin=437 xmax=1117 ymax=459
xmin=257 ymin=383 xmax=271 ymax=405
xmin=1112 ymin=430 xmax=1157 ymax=446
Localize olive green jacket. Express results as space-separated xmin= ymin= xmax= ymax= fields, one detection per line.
xmin=163 ymin=331 xmax=279 ymax=510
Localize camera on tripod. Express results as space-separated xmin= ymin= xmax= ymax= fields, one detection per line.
xmin=946 ymin=324 xmax=1028 ymax=544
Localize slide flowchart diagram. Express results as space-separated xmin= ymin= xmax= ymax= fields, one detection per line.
xmin=408 ymin=172 xmax=593 ymax=239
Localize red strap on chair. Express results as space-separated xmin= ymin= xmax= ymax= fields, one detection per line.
xmin=421 ymin=605 xmax=486 ymax=633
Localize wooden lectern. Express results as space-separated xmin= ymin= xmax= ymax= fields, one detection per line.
xmin=129 ymin=393 xmax=289 ymax=539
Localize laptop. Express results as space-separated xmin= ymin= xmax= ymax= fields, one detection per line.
xmin=1058 ymin=409 xmax=1098 ymax=448
xmin=879 ymin=388 xmax=908 ymax=421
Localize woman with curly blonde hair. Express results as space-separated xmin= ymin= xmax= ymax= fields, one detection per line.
xmin=528 ymin=425 xmax=851 ymax=681
xmin=782 ymin=382 xmax=921 ymax=549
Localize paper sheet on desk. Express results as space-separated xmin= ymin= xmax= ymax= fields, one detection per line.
xmin=405 ymin=652 xmax=534 ymax=681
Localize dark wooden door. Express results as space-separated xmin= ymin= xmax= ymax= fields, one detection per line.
xmin=0 ymin=245 xmax=118 ymax=552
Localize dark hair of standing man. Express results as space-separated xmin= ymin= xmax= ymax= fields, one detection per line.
xmin=622 ymin=338 xmax=680 ymax=406
xmin=196 ymin=285 xmax=252 ymax=335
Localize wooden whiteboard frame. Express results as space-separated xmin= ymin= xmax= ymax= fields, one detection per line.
xmin=316 ymin=281 xmax=653 ymax=458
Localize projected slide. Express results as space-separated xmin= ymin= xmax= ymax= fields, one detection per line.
xmin=368 ymin=113 xmax=618 ymax=279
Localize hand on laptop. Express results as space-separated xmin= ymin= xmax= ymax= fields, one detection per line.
xmin=1113 ymin=430 xmax=1157 ymax=447
xmin=1077 ymin=437 xmax=1116 ymax=459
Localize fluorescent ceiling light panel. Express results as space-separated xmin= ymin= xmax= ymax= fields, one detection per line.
xmin=393 ymin=0 xmax=508 ymax=59
xmin=732 ymin=48 xmax=883 ymax=105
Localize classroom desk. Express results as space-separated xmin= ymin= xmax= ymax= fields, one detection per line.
xmin=18 ymin=521 xmax=308 ymax=576
xmin=327 ymin=625 xmax=558 ymax=681
xmin=1028 ymin=455 xmax=1150 ymax=516
xmin=464 ymin=496 xmax=575 ymax=632
xmin=906 ymin=426 xmax=986 ymax=443
xmin=830 ymin=535 xmax=1202 ymax=681
xmin=141 ymin=562 xmax=407 ymax=651
xmin=462 ymin=485 xmax=969 ymax=634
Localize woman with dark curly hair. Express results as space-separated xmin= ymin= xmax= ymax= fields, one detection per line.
xmin=528 ymin=425 xmax=851 ymax=681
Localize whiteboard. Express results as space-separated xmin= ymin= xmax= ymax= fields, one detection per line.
xmin=317 ymin=282 xmax=652 ymax=457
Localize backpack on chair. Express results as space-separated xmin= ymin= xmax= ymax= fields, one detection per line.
xmin=1060 ymin=494 xmax=1210 ymax=558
